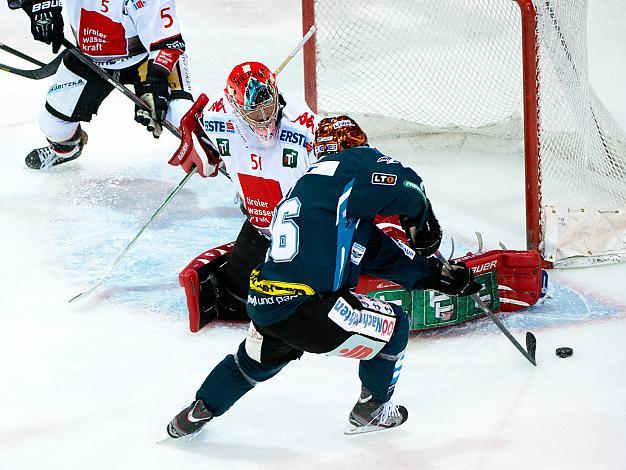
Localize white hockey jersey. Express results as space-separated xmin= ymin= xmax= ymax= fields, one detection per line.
xmin=202 ymin=92 xmax=319 ymax=234
xmin=64 ymin=0 xmax=185 ymax=69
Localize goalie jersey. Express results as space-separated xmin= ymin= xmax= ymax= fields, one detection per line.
xmin=201 ymin=92 xmax=319 ymax=234
xmin=248 ymin=146 xmax=437 ymax=326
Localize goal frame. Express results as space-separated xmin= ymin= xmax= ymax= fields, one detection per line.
xmin=301 ymin=0 xmax=545 ymax=263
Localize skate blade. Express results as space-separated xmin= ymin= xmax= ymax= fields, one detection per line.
xmin=343 ymin=423 xmax=396 ymax=435
xmin=156 ymin=430 xmax=203 ymax=444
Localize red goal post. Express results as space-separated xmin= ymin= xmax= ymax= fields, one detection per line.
xmin=302 ymin=0 xmax=626 ymax=268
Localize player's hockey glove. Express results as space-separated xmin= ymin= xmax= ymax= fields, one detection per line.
xmin=135 ymin=61 xmax=170 ymax=138
xmin=400 ymin=205 xmax=442 ymax=257
xmin=422 ymin=258 xmax=482 ymax=297
xmin=22 ymin=0 xmax=64 ymax=53
xmin=169 ymin=94 xmax=222 ymax=177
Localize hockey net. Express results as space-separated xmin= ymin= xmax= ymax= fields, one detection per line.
xmin=302 ymin=0 xmax=626 ymax=267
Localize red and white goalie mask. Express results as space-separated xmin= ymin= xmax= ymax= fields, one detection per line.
xmin=225 ymin=62 xmax=281 ymax=144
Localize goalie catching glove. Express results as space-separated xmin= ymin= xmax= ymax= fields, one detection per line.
xmin=422 ymin=258 xmax=481 ymax=297
xmin=168 ymin=93 xmax=222 ymax=177
xmin=400 ymin=205 xmax=442 ymax=257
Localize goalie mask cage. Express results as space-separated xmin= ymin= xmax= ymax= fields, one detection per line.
xmin=302 ymin=0 xmax=626 ymax=268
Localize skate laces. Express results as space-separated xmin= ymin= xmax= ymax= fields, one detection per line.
xmin=39 ymin=147 xmax=59 ymax=171
xmin=375 ymin=401 xmax=401 ymax=425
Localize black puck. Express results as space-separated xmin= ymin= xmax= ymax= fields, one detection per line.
xmin=556 ymin=347 xmax=573 ymax=358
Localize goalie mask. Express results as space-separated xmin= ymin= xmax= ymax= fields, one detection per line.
xmin=225 ymin=62 xmax=281 ymax=143
xmin=314 ymin=115 xmax=368 ymax=158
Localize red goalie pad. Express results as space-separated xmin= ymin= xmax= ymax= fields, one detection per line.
xmin=179 ymin=242 xmax=235 ymax=332
xmin=180 ymin=242 xmax=545 ymax=332
xmin=355 ymin=249 xmax=546 ymax=331
xmin=457 ymin=249 xmax=545 ymax=312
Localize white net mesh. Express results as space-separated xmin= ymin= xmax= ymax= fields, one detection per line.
xmin=309 ymin=0 xmax=626 ymax=265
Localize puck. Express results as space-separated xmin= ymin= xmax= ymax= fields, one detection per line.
xmin=556 ymin=347 xmax=573 ymax=358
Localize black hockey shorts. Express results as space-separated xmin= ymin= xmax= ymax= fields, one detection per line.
xmin=215 ymin=220 xmax=270 ymax=319
xmin=44 ymin=52 xmax=193 ymax=122
xmin=245 ymin=289 xmax=409 ymax=364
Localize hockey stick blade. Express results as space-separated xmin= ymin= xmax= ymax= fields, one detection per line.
xmin=434 ymin=251 xmax=537 ymax=366
xmin=526 ymin=332 xmax=537 ymax=362
xmin=0 ymin=49 xmax=66 ymax=80
xmin=471 ymin=293 xmax=537 ymax=366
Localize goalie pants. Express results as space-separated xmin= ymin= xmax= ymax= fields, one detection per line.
xmin=214 ymin=220 xmax=269 ymax=320
xmin=39 ymin=51 xmax=193 ymax=142
xmin=195 ymin=289 xmax=409 ymax=417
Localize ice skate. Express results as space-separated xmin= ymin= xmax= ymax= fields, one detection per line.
xmin=345 ymin=387 xmax=408 ymax=435
xmin=166 ymin=399 xmax=213 ymax=439
xmin=25 ymin=128 xmax=88 ymax=170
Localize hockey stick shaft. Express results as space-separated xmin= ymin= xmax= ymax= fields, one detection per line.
xmin=469 ymin=293 xmax=537 ymax=366
xmin=69 ymin=169 xmax=197 ymax=303
xmin=434 ymin=251 xmax=537 ymax=366
xmin=274 ymin=25 xmax=316 ymax=75
xmin=0 ymin=48 xmax=66 ymax=80
xmin=0 ymin=42 xmax=45 ymax=66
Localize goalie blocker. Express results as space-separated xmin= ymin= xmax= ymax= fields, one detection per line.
xmin=179 ymin=243 xmax=547 ymax=333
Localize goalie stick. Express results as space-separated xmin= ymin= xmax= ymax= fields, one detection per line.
xmin=435 ymin=251 xmax=537 ymax=366
xmin=0 ymin=44 xmax=66 ymax=80
xmin=68 ymin=26 xmax=318 ymax=303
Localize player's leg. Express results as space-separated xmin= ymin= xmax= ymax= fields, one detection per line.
xmin=28 ymin=53 xmax=113 ymax=170
xmin=166 ymin=322 xmax=301 ymax=438
xmin=258 ymin=291 xmax=410 ymax=430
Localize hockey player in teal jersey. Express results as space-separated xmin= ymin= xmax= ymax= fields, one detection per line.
xmin=166 ymin=116 xmax=481 ymax=437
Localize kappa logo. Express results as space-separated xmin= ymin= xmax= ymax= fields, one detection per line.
xmin=291 ymin=112 xmax=315 ymax=132
xmin=371 ymin=173 xmax=397 ymax=186
xmin=216 ymin=138 xmax=230 ymax=156
xmin=282 ymin=149 xmax=298 ymax=168
xmin=339 ymin=345 xmax=374 ymax=359
xmin=208 ymin=98 xmax=226 ymax=113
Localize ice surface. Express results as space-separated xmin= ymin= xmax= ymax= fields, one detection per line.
xmin=1 ymin=1 xmax=625 ymax=469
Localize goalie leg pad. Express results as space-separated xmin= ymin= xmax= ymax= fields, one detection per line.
xmin=179 ymin=242 xmax=235 ymax=332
